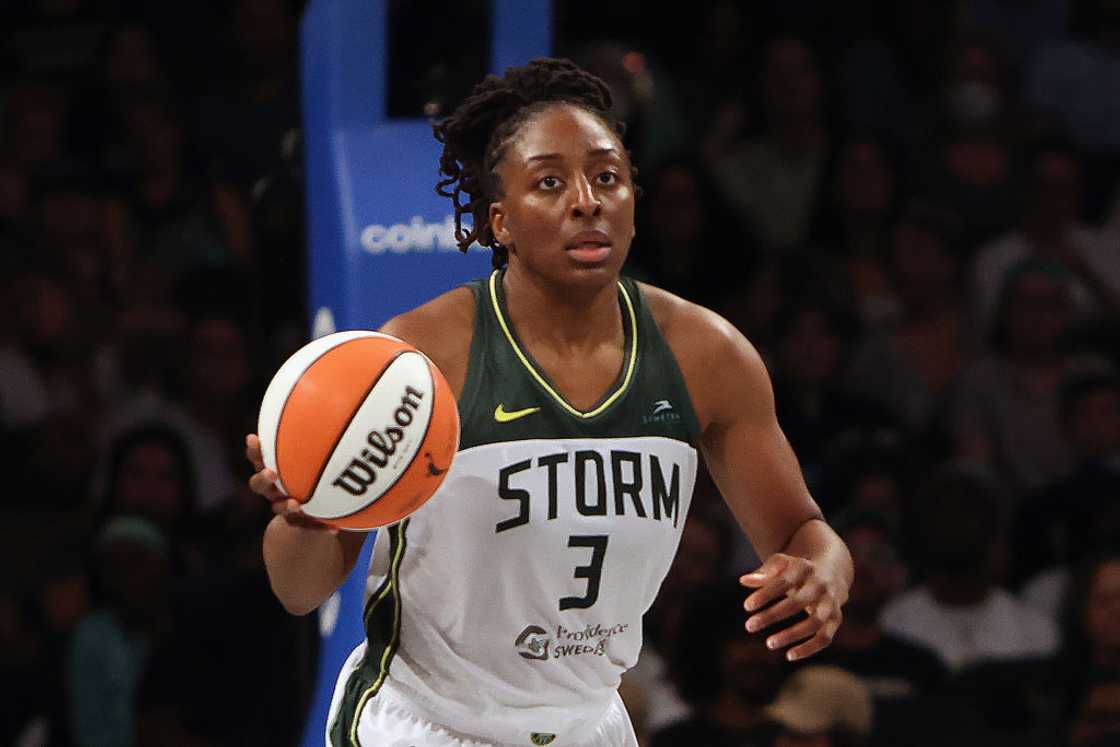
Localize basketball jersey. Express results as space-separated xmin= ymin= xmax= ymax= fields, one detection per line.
xmin=330 ymin=271 xmax=701 ymax=746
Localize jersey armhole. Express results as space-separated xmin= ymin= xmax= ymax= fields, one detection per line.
xmin=627 ymin=277 xmax=705 ymax=446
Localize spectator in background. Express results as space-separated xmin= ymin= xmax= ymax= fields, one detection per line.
xmin=947 ymin=260 xmax=1079 ymax=498
xmin=569 ymin=42 xmax=692 ymax=179
xmin=968 ymin=0 xmax=1070 ymax=76
xmin=1058 ymin=555 xmax=1120 ymax=745
xmin=845 ymin=203 xmax=972 ymax=435
xmin=764 ymin=666 xmax=874 ymax=747
xmin=880 ymin=463 xmax=1059 ymax=672
xmin=704 ymin=35 xmax=829 ymax=254
xmin=0 ymin=271 xmax=86 ymax=433
xmin=0 ymin=0 xmax=107 ymax=81
xmin=816 ymin=429 xmax=917 ymax=531
xmin=651 ymin=581 xmax=788 ymax=747
xmin=839 ymin=0 xmax=960 ymax=153
xmin=1024 ymin=0 xmax=1120 ymax=157
xmin=98 ymin=424 xmax=198 ymax=547
xmin=767 ymin=297 xmax=893 ymax=494
xmin=920 ymin=34 xmax=1020 ymax=248
xmin=674 ymin=1 xmax=764 ymax=145
xmin=1014 ymin=371 xmax=1120 ymax=599
xmin=119 ymin=94 xmax=254 ymax=279
xmin=95 ymin=314 xmax=254 ymax=514
xmin=625 ymin=157 xmax=748 ymax=304
xmin=628 ymin=506 xmax=736 ymax=736
xmin=194 ymin=0 xmax=301 ymax=193
xmin=813 ymin=512 xmax=945 ymax=744
xmin=0 ymin=80 xmax=70 ymax=177
xmin=970 ymin=144 xmax=1120 ymax=338
xmin=68 ymin=516 xmax=172 ymax=747
xmin=1066 ymin=679 xmax=1120 ymax=746
xmin=31 ymin=165 xmax=135 ymax=319
xmin=812 ymin=136 xmax=901 ymax=328
xmin=73 ymin=23 xmax=175 ymax=171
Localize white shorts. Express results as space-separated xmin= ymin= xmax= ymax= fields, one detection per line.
xmin=326 ymin=643 xmax=639 ymax=747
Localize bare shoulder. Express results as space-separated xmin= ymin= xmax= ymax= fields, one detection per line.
xmin=379 ymin=285 xmax=475 ymax=398
xmin=638 ymin=282 xmax=750 ymax=367
xmin=637 ymin=282 xmax=771 ymax=431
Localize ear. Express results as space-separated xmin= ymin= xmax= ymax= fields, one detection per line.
xmin=489 ymin=202 xmax=513 ymax=247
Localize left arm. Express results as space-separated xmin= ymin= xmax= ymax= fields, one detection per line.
xmin=668 ymin=297 xmax=853 ymax=660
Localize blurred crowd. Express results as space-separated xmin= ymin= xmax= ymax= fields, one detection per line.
xmin=0 ymin=0 xmax=1118 ymax=746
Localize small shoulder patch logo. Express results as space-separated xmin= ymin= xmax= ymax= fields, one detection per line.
xmin=530 ymin=734 xmax=557 ymax=745
xmin=652 ymin=399 xmax=673 ymax=414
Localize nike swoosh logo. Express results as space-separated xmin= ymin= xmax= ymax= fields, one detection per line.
xmin=494 ymin=404 xmax=541 ymax=423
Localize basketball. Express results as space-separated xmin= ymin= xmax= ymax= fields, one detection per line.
xmin=257 ymin=330 xmax=459 ymax=530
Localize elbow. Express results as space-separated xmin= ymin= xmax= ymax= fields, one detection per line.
xmin=280 ymin=599 xmax=319 ymax=617
xmin=268 ymin=579 xmax=325 ymax=616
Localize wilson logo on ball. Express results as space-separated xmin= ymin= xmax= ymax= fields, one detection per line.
xmin=332 ymin=385 xmax=426 ymax=496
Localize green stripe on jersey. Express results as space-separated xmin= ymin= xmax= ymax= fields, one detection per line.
xmin=328 ymin=520 xmax=409 ymax=747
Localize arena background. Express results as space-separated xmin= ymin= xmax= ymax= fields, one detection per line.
xmin=1 ymin=1 xmax=1118 ymax=746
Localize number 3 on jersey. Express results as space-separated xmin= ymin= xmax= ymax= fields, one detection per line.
xmin=560 ymin=535 xmax=608 ymax=610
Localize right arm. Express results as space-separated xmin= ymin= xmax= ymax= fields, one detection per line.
xmin=251 ymin=435 xmax=368 ymax=615
xmin=254 ymin=287 xmax=474 ymax=615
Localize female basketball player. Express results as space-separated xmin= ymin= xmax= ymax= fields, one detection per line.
xmin=246 ymin=58 xmax=852 ymax=746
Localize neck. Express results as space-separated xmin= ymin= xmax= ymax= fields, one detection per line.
xmin=501 ymin=264 xmax=622 ymax=352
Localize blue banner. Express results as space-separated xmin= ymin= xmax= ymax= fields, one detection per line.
xmin=299 ymin=1 xmax=550 ymax=743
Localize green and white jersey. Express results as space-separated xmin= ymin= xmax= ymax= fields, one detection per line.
xmin=333 ymin=271 xmax=701 ymax=746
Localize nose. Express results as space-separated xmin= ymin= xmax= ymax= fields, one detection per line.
xmin=570 ymin=173 xmax=602 ymax=217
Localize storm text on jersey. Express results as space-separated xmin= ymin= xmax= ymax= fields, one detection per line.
xmin=495 ymin=449 xmax=681 ymax=533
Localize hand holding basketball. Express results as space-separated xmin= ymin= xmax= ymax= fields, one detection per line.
xmin=246 ymin=434 xmax=337 ymax=532
xmin=740 ymin=552 xmax=846 ymax=661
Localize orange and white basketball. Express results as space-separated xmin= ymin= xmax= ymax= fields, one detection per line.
xmin=257 ymin=330 xmax=459 ymax=530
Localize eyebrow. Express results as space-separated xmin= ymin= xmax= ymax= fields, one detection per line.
xmin=526 ymin=147 xmax=620 ymax=163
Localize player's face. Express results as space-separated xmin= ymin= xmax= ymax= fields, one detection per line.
xmin=489 ymin=104 xmax=636 ymax=286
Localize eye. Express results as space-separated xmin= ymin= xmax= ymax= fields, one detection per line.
xmin=538 ymin=176 xmax=561 ymax=190
xmin=597 ymin=171 xmax=619 ymax=186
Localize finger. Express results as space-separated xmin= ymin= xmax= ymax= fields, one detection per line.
xmin=745 ymin=595 xmax=803 ymax=632
xmin=249 ymin=469 xmax=283 ymax=498
xmin=787 ymin=579 xmax=825 ymax=609
xmin=744 ymin=575 xmax=796 ymax=612
xmin=271 ymin=498 xmax=300 ymax=516
xmin=786 ymin=615 xmax=842 ymax=662
xmin=764 ymin=614 xmax=823 ymax=654
xmin=245 ymin=434 xmax=264 ymax=470
xmin=740 ymin=554 xmax=791 ymax=589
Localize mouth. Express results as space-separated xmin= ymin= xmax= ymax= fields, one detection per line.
xmin=565 ymin=231 xmax=612 ymax=264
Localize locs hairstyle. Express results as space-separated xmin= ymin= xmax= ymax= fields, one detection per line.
xmin=432 ymin=57 xmax=639 ymax=269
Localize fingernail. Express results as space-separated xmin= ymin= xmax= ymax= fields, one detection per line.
xmin=787 ymin=650 xmax=798 ymax=661
xmin=746 ymin=618 xmax=758 ymax=633
xmin=766 ymin=637 xmax=778 ymax=650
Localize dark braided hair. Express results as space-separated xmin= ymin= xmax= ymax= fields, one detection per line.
xmin=433 ymin=57 xmax=638 ymax=269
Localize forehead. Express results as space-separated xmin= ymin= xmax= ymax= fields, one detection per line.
xmin=505 ymin=104 xmax=622 ymax=166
